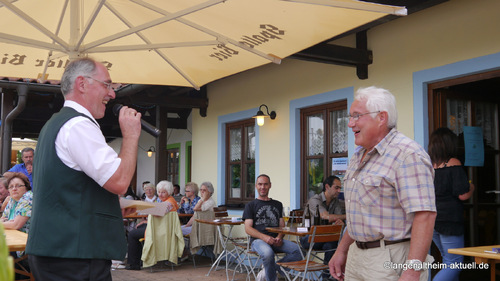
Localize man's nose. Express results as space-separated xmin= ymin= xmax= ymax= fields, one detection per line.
xmin=348 ymin=118 xmax=356 ymax=128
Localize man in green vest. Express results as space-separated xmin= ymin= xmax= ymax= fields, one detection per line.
xmin=26 ymin=58 xmax=142 ymax=280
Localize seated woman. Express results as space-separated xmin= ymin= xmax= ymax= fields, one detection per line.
xmin=1 ymin=172 xmax=33 ymax=234
xmin=181 ymin=182 xmax=216 ymax=236
xmin=0 ymin=176 xmax=10 ymax=214
xmin=178 ymin=182 xmax=200 ymax=214
xmin=142 ymin=182 xmax=160 ymax=203
xmin=126 ymin=180 xmax=178 ymax=270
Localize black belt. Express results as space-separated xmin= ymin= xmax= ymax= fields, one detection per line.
xmin=355 ymin=238 xmax=410 ymax=250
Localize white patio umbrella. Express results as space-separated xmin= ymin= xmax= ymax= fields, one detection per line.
xmin=0 ymin=0 xmax=405 ymax=89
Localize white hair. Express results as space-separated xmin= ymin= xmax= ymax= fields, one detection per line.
xmin=355 ymin=86 xmax=398 ymax=129
xmin=156 ymin=180 xmax=174 ymax=196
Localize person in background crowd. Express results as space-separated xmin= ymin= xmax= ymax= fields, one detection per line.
xmin=300 ymin=175 xmax=345 ymax=280
xmin=428 ymin=127 xmax=474 ymax=281
xmin=1 ymin=172 xmax=14 ymax=213
xmin=1 ymin=172 xmax=33 ymax=234
xmin=243 ymin=174 xmax=302 ymax=281
xmin=178 ymin=182 xmax=200 ymax=214
xmin=26 ymin=57 xmax=140 ymax=281
xmin=126 ymin=180 xmax=179 ymax=270
xmin=181 ymin=182 xmax=217 ymax=235
xmin=0 ymin=177 xmax=9 ymax=213
xmin=329 ymin=86 xmax=436 ymax=281
xmin=8 ymin=147 xmax=34 ymax=189
xmin=173 ymin=184 xmax=181 ymax=196
xmin=140 ymin=181 xmax=151 ymax=200
xmin=142 ymin=182 xmax=160 ymax=203
xmin=173 ymin=184 xmax=182 ymax=202
xmin=124 ymin=185 xmax=141 ymax=200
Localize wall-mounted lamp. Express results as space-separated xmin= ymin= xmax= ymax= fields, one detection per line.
xmin=252 ymin=104 xmax=277 ymax=126
xmin=147 ymin=146 xmax=156 ymax=158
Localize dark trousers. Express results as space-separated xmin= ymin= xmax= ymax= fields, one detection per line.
xmin=28 ymin=255 xmax=111 ymax=281
xmin=299 ymin=235 xmax=338 ymax=265
xmin=127 ymin=223 xmax=147 ymax=267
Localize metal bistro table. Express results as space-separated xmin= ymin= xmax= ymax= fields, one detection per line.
xmin=5 ymin=229 xmax=34 ymax=281
xmin=195 ymin=218 xmax=244 ymax=281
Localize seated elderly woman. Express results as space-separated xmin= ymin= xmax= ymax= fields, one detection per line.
xmin=181 ymin=182 xmax=216 ymax=236
xmin=126 ymin=180 xmax=178 ymax=270
xmin=1 ymin=172 xmax=33 ymax=234
xmin=142 ymin=182 xmax=160 ymax=203
xmin=180 ymin=182 xmax=216 ymax=261
xmin=0 ymin=176 xmax=10 ymax=213
xmin=178 ymin=182 xmax=200 ymax=214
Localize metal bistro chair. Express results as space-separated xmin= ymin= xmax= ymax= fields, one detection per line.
xmin=277 ymin=224 xmax=343 ymax=281
xmin=233 ymin=235 xmax=262 ymax=281
xmin=306 ymin=224 xmax=344 ymax=266
xmin=214 ymin=206 xmax=228 ymax=218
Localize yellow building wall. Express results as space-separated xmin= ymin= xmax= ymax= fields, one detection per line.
xmin=191 ymin=0 xmax=500 ymax=209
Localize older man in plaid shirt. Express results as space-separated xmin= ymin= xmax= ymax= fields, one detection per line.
xmin=329 ymin=87 xmax=436 ymax=281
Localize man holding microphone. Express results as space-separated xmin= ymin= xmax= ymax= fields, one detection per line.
xmin=27 ymin=58 xmax=141 ymax=281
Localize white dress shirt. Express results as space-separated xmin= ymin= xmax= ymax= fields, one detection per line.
xmin=55 ymin=100 xmax=121 ymax=187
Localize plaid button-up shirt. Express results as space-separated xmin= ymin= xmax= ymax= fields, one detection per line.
xmin=344 ymin=129 xmax=436 ymax=242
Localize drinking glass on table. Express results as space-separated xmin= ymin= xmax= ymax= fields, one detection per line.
xmin=283 ymin=207 xmax=290 ymax=230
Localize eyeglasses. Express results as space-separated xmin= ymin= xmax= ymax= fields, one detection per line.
xmin=8 ymin=184 xmax=25 ymax=190
xmin=185 ymin=190 xmax=192 ymax=193
xmin=84 ymin=76 xmax=118 ymax=91
xmin=348 ymin=111 xmax=380 ymax=121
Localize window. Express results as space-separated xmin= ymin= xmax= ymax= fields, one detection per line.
xmin=226 ymin=118 xmax=256 ymax=205
xmin=166 ymin=147 xmax=180 ymax=185
xmin=301 ymin=100 xmax=348 ymax=206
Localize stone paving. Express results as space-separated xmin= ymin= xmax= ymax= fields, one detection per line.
xmin=111 ymin=256 xmax=249 ymax=281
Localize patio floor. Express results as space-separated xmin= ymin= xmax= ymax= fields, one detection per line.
xmin=111 ymin=256 xmax=250 ymax=281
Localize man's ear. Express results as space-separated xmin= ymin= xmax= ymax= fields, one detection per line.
xmin=75 ymin=76 xmax=86 ymax=93
xmin=378 ymin=111 xmax=389 ymax=127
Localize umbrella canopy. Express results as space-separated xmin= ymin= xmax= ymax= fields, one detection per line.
xmin=0 ymin=0 xmax=405 ymax=89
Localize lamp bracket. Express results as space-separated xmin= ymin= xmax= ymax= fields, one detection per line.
xmin=258 ymin=104 xmax=276 ymax=120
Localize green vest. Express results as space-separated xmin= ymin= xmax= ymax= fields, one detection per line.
xmin=26 ymin=107 xmax=126 ymax=260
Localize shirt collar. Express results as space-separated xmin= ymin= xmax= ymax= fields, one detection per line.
xmin=63 ymin=100 xmax=100 ymax=128
xmin=355 ymin=128 xmax=397 ymax=157
xmin=372 ymin=128 xmax=398 ymax=156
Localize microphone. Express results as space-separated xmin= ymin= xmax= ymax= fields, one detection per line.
xmin=112 ymin=104 xmax=161 ymax=137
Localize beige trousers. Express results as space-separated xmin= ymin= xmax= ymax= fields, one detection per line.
xmin=345 ymin=240 xmax=433 ymax=281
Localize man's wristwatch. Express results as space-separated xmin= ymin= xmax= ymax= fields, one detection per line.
xmin=405 ymin=259 xmax=424 ymax=271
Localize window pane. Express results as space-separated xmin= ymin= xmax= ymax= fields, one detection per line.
xmin=167 ymin=148 xmax=179 ymax=185
xmin=307 ymin=114 xmax=324 ymax=156
xmin=245 ymin=162 xmax=256 ymax=198
xmin=306 ymin=158 xmax=324 ymax=199
xmin=475 ymin=101 xmax=498 ymax=149
xmin=230 ymin=128 xmax=242 ymax=161
xmin=229 ymin=164 xmax=241 ymax=198
xmin=246 ymin=125 xmax=256 ymax=160
xmin=447 ymin=98 xmax=468 ymax=135
xmin=330 ymin=109 xmax=348 ymax=154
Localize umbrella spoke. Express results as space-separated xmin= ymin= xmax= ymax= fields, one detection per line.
xmin=283 ymin=0 xmax=407 ymax=16
xmin=0 ymin=32 xmax=65 ymax=52
xmin=0 ymin=0 xmax=69 ymax=50
xmin=82 ymin=0 xmax=224 ymax=51
xmin=91 ymin=41 xmax=220 ymax=52
xmin=76 ymin=0 xmax=106 ymax=50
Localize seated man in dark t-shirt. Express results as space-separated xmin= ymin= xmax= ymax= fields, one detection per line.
xmin=242 ymin=174 xmax=302 ymax=281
